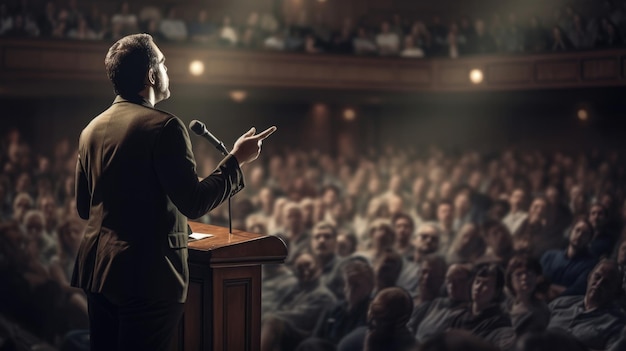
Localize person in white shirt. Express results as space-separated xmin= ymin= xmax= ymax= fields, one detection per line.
xmin=159 ymin=6 xmax=187 ymax=42
xmin=375 ymin=21 xmax=400 ymax=56
xmin=502 ymin=188 xmax=528 ymax=235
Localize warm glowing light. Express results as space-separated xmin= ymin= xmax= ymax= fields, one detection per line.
xmin=230 ymin=90 xmax=247 ymax=103
xmin=313 ymin=103 xmax=327 ymax=114
xmin=469 ymin=69 xmax=484 ymax=84
xmin=577 ymin=108 xmax=589 ymax=121
xmin=189 ymin=60 xmax=205 ymax=76
xmin=343 ymin=108 xmax=356 ymax=121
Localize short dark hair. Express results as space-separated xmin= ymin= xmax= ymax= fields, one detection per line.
xmin=105 ymin=34 xmax=159 ymax=97
xmin=505 ymin=254 xmax=542 ymax=297
xmin=391 ymin=212 xmax=414 ymax=229
xmin=313 ymin=221 xmax=337 ymax=238
xmin=473 ymin=263 xmax=505 ymax=303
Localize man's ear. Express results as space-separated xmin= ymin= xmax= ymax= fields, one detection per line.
xmin=147 ymin=68 xmax=156 ymax=85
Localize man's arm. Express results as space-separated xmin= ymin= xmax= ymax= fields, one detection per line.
xmin=75 ymin=153 xmax=90 ymax=220
xmin=153 ymin=118 xmax=244 ymax=219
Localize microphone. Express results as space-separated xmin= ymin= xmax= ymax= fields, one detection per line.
xmin=189 ymin=120 xmax=229 ymax=156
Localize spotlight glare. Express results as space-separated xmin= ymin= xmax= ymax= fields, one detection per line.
xmin=189 ymin=60 xmax=205 ymax=76
xmin=577 ymin=108 xmax=589 ymax=121
xmin=230 ymin=90 xmax=247 ymax=103
xmin=469 ymin=69 xmax=484 ymax=84
xmin=343 ymin=108 xmax=356 ymax=121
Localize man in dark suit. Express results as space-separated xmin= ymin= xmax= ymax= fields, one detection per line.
xmin=71 ymin=33 xmax=276 ymax=351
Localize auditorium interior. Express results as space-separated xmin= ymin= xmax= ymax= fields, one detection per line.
xmin=2 ymin=0 xmax=626 ymax=350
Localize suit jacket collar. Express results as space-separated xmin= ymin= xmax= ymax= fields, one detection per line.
xmin=113 ymin=95 xmax=154 ymax=109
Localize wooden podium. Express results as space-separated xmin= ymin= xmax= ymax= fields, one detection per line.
xmin=172 ymin=222 xmax=288 ymax=351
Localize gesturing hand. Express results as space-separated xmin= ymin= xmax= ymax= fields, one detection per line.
xmin=231 ymin=126 xmax=277 ymax=166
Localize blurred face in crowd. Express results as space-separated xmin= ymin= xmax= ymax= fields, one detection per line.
xmin=387 ymin=195 xmax=404 ymax=216
xmin=294 ymin=253 xmax=319 ymax=284
xmin=336 ymin=233 xmax=356 ymax=257
xmin=12 ymin=194 xmax=32 ymax=222
xmin=454 ymin=193 xmax=470 ymax=216
xmin=388 ymin=175 xmax=402 ymax=193
xmin=258 ymin=187 xmax=274 ymax=212
xmin=446 ymin=264 xmax=471 ymax=302
xmin=483 ymin=223 xmax=509 ymax=251
xmin=437 ymin=203 xmax=453 ymax=224
xmin=322 ymin=187 xmax=339 ymax=207
xmin=586 ymin=261 xmax=619 ymax=307
xmin=368 ymin=176 xmax=381 ymax=195
xmin=439 ymin=181 xmax=453 ymax=201
xmin=568 ymin=220 xmax=593 ymax=252
xmin=457 ymin=223 xmax=481 ymax=251
xmin=468 ymin=171 xmax=482 ymax=190
xmin=509 ymin=188 xmax=525 ymax=210
xmin=419 ymin=259 xmax=446 ymax=297
xmin=617 ymin=240 xmax=626 ymax=266
xmin=311 ymin=225 xmax=336 ymax=258
xmin=371 ymin=225 xmax=395 ymax=251
xmin=15 ymin=173 xmax=31 ymax=193
xmin=284 ymin=206 xmax=304 ymax=233
xmin=510 ymin=266 xmax=537 ymax=298
xmin=393 ymin=216 xmax=414 ymax=246
xmin=414 ymin=224 xmax=440 ymax=255
xmin=24 ymin=212 xmax=45 ymax=240
xmin=39 ymin=196 xmax=57 ymax=218
xmin=545 ymin=186 xmax=559 ymax=204
xmin=367 ymin=288 xmax=411 ymax=336
xmin=472 ymin=273 xmax=497 ymax=308
xmin=343 ymin=265 xmax=374 ymax=308
xmin=528 ymin=198 xmax=547 ymax=223
xmin=588 ymin=204 xmax=607 ymax=230
xmin=569 ymin=185 xmax=582 ymax=203
xmin=60 ymin=220 xmax=85 ymax=254
xmin=374 ymin=253 xmax=402 ymax=289
xmin=412 ymin=177 xmax=425 ymax=197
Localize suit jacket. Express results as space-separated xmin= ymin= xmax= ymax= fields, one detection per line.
xmin=71 ymin=95 xmax=244 ymax=303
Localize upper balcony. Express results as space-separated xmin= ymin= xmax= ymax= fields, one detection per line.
xmin=1 ymin=38 xmax=626 ymax=100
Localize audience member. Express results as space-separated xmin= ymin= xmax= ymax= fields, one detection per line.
xmin=297 ymin=258 xmax=373 ymax=350
xmin=448 ymin=263 xmax=511 ymax=340
xmin=547 ymin=259 xmax=626 ymax=350
xmin=505 ymin=255 xmax=550 ymax=335
xmin=261 ymin=252 xmax=336 ymax=351
xmin=414 ymin=263 xmax=472 ymax=343
xmin=540 ymin=218 xmax=597 ymax=300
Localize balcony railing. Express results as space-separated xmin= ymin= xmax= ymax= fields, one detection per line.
xmin=1 ymin=38 xmax=626 ymax=97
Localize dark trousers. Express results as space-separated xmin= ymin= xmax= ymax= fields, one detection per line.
xmin=87 ymin=292 xmax=184 ymax=351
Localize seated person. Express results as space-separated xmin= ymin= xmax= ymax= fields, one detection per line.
xmin=310 ymin=222 xmax=345 ymax=299
xmin=261 ymin=263 xmax=297 ymax=316
xmin=337 ymin=287 xmax=416 ymax=351
xmin=414 ymin=263 xmax=472 ymax=343
xmin=548 ymin=259 xmax=626 ymax=350
xmin=448 ymin=263 xmax=511 ymax=340
xmin=261 ymin=252 xmax=336 ymax=351
xmin=297 ymin=258 xmax=374 ymax=350
xmin=504 ymin=254 xmax=549 ymax=335
xmin=540 ymin=218 xmax=597 ymax=300
xmin=407 ymin=254 xmax=447 ymax=332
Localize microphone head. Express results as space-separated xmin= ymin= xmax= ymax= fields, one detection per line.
xmin=189 ymin=120 xmax=206 ymax=135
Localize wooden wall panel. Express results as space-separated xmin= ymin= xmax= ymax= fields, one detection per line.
xmin=487 ymin=62 xmax=533 ymax=84
xmin=582 ymin=58 xmax=619 ymax=80
xmin=535 ymin=60 xmax=579 ymax=82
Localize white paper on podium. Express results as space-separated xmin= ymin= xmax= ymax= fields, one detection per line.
xmin=189 ymin=232 xmax=214 ymax=241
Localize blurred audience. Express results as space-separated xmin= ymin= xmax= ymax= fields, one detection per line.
xmin=1 ymin=0 xmax=625 ymax=59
